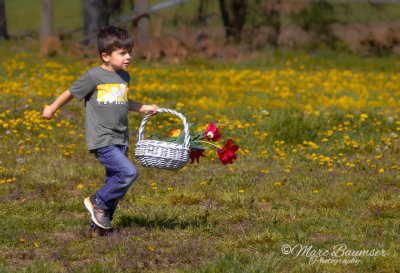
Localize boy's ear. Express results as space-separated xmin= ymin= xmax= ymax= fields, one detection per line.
xmin=101 ymin=52 xmax=110 ymax=63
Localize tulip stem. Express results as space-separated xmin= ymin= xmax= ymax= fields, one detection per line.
xmin=193 ymin=140 xmax=221 ymax=149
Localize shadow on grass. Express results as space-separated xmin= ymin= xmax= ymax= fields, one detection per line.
xmin=116 ymin=210 xmax=212 ymax=230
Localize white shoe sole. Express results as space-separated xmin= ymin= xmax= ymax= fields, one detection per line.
xmin=84 ymin=197 xmax=110 ymax=229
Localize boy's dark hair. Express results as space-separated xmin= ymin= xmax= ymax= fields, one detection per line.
xmin=97 ymin=26 xmax=134 ymax=57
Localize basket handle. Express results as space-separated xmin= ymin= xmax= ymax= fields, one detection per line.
xmin=137 ymin=108 xmax=191 ymax=149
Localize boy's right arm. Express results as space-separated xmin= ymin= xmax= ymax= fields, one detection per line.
xmin=41 ymin=90 xmax=74 ymax=120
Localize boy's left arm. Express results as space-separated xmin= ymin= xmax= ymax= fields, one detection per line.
xmin=128 ymin=99 xmax=159 ymax=116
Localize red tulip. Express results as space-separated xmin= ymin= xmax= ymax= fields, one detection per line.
xmin=204 ymin=123 xmax=221 ymax=142
xmin=169 ymin=129 xmax=181 ymax=138
xmin=189 ymin=148 xmax=205 ymax=164
xmin=217 ymin=139 xmax=239 ymax=165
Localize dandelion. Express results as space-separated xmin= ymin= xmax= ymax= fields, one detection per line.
xmin=17 ymin=158 xmax=24 ymax=164
xmin=151 ymin=182 xmax=157 ymax=186
xmin=200 ymin=181 xmax=207 ymax=185
xmin=274 ymin=181 xmax=281 ymax=186
xmin=239 ymin=189 xmax=244 ymax=193
xmin=313 ymin=190 xmax=319 ymax=194
xmin=346 ymin=182 xmax=353 ymax=186
xmin=148 ymin=246 xmax=154 ymax=252
xmin=77 ymin=184 xmax=83 ymax=189
xmin=33 ymin=242 xmax=39 ymax=247
xmin=379 ymin=168 xmax=384 ymax=173
xmin=20 ymin=239 xmax=25 ymax=243
xmin=168 ymin=187 xmax=173 ymax=191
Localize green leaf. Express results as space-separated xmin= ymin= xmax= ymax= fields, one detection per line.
xmin=190 ymin=142 xmax=208 ymax=150
xmin=151 ymin=135 xmax=161 ymax=141
xmin=176 ymin=130 xmax=185 ymax=144
xmin=193 ymin=130 xmax=206 ymax=140
xmin=164 ymin=137 xmax=177 ymax=143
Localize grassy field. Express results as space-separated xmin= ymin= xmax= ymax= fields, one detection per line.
xmin=0 ymin=42 xmax=400 ymax=273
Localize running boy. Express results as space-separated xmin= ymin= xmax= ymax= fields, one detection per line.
xmin=42 ymin=26 xmax=159 ymax=236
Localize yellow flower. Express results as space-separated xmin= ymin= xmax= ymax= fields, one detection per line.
xmin=151 ymin=182 xmax=157 ymax=186
xmin=20 ymin=239 xmax=25 ymax=243
xmin=34 ymin=242 xmax=39 ymax=247
xmin=313 ymin=190 xmax=319 ymax=194
xmin=168 ymin=187 xmax=173 ymax=191
xmin=346 ymin=182 xmax=353 ymax=186
xmin=379 ymin=168 xmax=384 ymax=173
xmin=274 ymin=181 xmax=281 ymax=186
xmin=239 ymin=189 xmax=244 ymax=193
xmin=200 ymin=181 xmax=207 ymax=185
xmin=148 ymin=246 xmax=154 ymax=252
xmin=76 ymin=184 xmax=83 ymax=189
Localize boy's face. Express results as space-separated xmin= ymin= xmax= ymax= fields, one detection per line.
xmin=101 ymin=48 xmax=132 ymax=71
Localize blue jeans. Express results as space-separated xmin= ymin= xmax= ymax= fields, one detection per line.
xmin=92 ymin=145 xmax=138 ymax=220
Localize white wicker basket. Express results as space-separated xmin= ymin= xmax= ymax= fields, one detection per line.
xmin=134 ymin=108 xmax=191 ymax=171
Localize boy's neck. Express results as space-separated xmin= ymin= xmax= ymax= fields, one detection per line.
xmin=101 ymin=63 xmax=121 ymax=72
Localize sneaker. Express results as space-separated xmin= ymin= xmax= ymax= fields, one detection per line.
xmin=89 ymin=222 xmax=114 ymax=237
xmin=84 ymin=195 xmax=112 ymax=229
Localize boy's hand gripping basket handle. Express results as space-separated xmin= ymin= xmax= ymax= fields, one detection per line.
xmin=137 ymin=108 xmax=191 ymax=149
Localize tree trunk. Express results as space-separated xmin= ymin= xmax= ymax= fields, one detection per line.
xmin=40 ymin=0 xmax=53 ymax=43
xmin=218 ymin=0 xmax=233 ymax=42
xmin=82 ymin=0 xmax=109 ymax=45
xmin=219 ymin=0 xmax=247 ymax=43
xmin=136 ymin=0 xmax=150 ymax=46
xmin=111 ymin=0 xmax=123 ymax=15
xmin=230 ymin=0 xmax=247 ymax=43
xmin=197 ymin=0 xmax=205 ymax=24
xmin=0 ymin=0 xmax=8 ymax=40
xmin=269 ymin=0 xmax=281 ymax=47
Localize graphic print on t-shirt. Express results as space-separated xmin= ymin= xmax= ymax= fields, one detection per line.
xmin=96 ymin=84 xmax=128 ymax=104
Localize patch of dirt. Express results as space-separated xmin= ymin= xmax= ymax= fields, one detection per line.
xmin=254 ymin=201 xmax=271 ymax=210
xmin=278 ymin=20 xmax=400 ymax=54
xmin=134 ymin=25 xmax=238 ymax=63
xmin=312 ymin=232 xmax=340 ymax=242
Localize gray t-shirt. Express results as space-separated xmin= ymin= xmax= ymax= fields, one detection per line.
xmin=69 ymin=66 xmax=130 ymax=151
